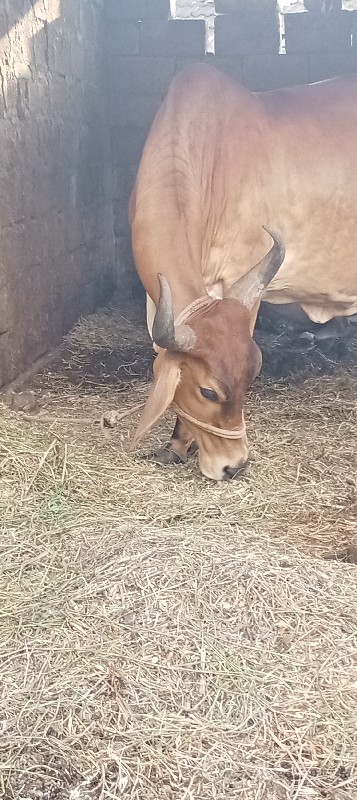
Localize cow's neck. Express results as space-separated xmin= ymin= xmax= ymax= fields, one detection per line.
xmin=175 ymin=295 xmax=219 ymax=326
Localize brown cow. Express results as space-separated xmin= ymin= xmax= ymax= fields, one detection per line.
xmin=129 ymin=64 xmax=357 ymax=480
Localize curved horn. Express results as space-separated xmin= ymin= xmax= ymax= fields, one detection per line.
xmin=260 ymin=226 xmax=286 ymax=285
xmin=152 ymin=274 xmax=196 ymax=352
xmin=152 ymin=274 xmax=176 ymax=349
xmin=227 ymin=227 xmax=286 ymax=310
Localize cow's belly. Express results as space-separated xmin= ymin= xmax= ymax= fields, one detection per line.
xmin=262 ymin=250 xmax=357 ymax=324
xmin=263 ymin=289 xmax=357 ymax=325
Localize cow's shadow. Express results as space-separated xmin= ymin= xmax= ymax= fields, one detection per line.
xmin=255 ymin=302 xmax=357 ymax=380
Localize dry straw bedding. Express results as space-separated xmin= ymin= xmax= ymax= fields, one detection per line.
xmin=0 ymin=303 xmax=357 ymax=800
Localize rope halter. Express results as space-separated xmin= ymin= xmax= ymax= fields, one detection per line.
xmin=171 ymin=403 xmax=246 ymax=440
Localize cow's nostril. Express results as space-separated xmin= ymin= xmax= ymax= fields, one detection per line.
xmin=223 ymin=465 xmax=239 ymax=479
xmin=223 ymin=463 xmax=247 ymax=480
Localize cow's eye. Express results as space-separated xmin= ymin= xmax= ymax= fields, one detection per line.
xmin=200 ymin=387 xmax=219 ymax=402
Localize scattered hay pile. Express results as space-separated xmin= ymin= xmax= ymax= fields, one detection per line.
xmin=1 ymin=302 xmax=356 ymax=799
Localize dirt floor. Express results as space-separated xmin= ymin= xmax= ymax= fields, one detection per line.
xmin=1 ymin=295 xmax=356 ymax=800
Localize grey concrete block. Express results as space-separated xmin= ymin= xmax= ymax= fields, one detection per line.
xmin=107 ymin=21 xmax=141 ymax=57
xmin=285 ymin=11 xmax=352 ymax=54
xmin=308 ymin=48 xmax=357 ymax=80
xmin=115 ymin=235 xmax=135 ymax=274
xmin=106 ymin=0 xmax=170 ymax=21
xmin=112 ymin=166 xmax=137 ymax=203
xmin=110 ymin=56 xmax=176 ymax=96
xmin=114 ymin=199 xmax=132 ymax=237
xmin=215 ymin=12 xmax=280 ymax=56
xmin=215 ymin=0 xmax=277 ymax=11
xmin=111 ymin=126 xmax=148 ymax=166
xmin=139 ymin=0 xmax=171 ymax=18
xmin=109 ymin=93 xmax=160 ymax=129
xmin=242 ymin=53 xmax=309 ymax=90
xmin=140 ymin=19 xmax=206 ymax=58
xmin=106 ymin=0 xmax=142 ymax=21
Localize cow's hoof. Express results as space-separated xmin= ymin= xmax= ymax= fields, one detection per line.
xmin=146 ymin=447 xmax=185 ymax=466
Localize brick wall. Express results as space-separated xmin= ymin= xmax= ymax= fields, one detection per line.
xmin=106 ymin=0 xmax=357 ymax=294
xmin=0 ymin=0 xmax=115 ymax=387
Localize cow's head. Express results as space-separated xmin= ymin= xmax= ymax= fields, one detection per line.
xmin=131 ymin=228 xmax=285 ymax=481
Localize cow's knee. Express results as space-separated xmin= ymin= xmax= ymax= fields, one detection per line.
xmin=146 ymin=417 xmax=195 ymax=466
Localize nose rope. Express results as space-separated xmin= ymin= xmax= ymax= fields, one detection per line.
xmin=171 ymin=403 xmax=246 ymax=440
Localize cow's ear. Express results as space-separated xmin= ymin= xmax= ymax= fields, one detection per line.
xmin=130 ymin=353 xmax=181 ymax=450
xmin=228 ymin=228 xmax=285 ymax=310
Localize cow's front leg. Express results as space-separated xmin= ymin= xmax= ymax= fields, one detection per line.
xmin=148 ymin=416 xmax=197 ymax=465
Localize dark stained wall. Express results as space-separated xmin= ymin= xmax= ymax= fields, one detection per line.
xmin=0 ymin=0 xmax=115 ymax=387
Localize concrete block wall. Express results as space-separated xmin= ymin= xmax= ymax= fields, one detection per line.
xmin=106 ymin=1 xmax=357 ymax=292
xmin=0 ymin=0 xmax=115 ymax=387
